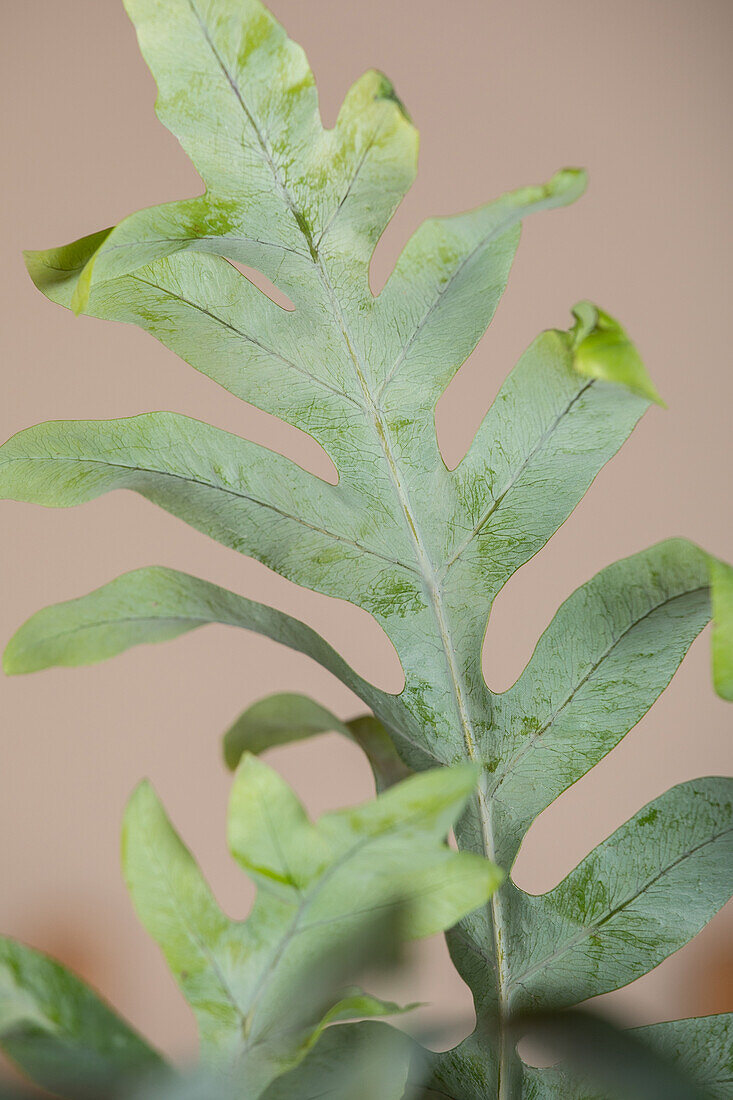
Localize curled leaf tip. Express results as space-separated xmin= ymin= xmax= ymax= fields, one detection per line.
xmin=71 ymin=267 xmax=93 ymax=316
xmin=548 ymin=167 xmax=588 ymax=201
xmin=372 ymin=70 xmax=412 ymax=122
xmin=571 ymin=301 xmax=665 ymax=407
xmin=23 ymin=227 xmax=112 ymax=311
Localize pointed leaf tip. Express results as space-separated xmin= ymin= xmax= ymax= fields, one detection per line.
xmin=2 ymin=639 xmax=19 ymax=676
xmin=571 ymin=301 xmax=665 ymax=406
xmin=124 ymin=778 xmax=157 ymax=823
xmin=547 ymin=167 xmax=588 ymax=204
xmin=121 ymin=779 xmax=158 ymax=870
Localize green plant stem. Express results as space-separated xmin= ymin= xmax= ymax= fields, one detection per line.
xmin=480 ymin=788 xmax=513 ymax=1099
xmin=311 ymin=241 xmax=510 ymax=1097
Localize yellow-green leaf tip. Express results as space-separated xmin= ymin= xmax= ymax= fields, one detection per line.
xmin=708 ymin=555 xmax=733 ymax=701
xmin=546 ymin=167 xmax=588 ymax=204
xmin=3 ymin=644 xmax=21 ymax=676
xmin=2 ymin=626 xmax=32 ymax=675
xmin=571 ymin=301 xmax=665 ymax=407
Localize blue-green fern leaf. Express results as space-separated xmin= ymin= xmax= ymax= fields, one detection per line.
xmin=2 ymin=1 xmax=731 ymax=1096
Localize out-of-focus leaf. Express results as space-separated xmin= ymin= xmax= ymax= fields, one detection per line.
xmin=123 ymin=758 xmax=499 ymax=1093
xmin=0 ymin=937 xmax=166 ymax=1097
xmin=522 ymin=1010 xmax=732 ymax=1100
xmin=222 ymin=692 xmax=411 ymax=791
xmin=264 ymin=1021 xmax=417 ymax=1100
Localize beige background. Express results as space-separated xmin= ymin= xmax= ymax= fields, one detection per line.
xmin=2 ymin=0 xmax=732 ymax=1068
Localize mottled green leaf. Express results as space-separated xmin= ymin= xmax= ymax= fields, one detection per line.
xmin=489 ymin=539 xmax=723 ymax=866
xmin=506 ymin=779 xmax=733 ymax=1011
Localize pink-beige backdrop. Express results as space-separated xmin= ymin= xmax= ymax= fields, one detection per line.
xmin=2 ymin=0 xmax=732 ymax=1065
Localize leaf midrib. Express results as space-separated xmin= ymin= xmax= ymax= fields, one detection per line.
xmin=440 ymin=379 xmax=595 ymax=576
xmin=313 ymin=120 xmax=387 ymax=251
xmin=182 ymin=0 xmax=483 ymax=753
xmin=507 ymin=821 xmax=733 ymax=998
xmin=130 ymin=274 xmax=365 ymax=410
xmin=137 ymin=818 xmax=248 ymax=1029
xmin=164 ymin=5 xmax=508 ymax=1080
xmin=490 ymin=586 xmax=709 ymax=803
xmin=375 ymin=221 xmax=519 ymax=404
xmin=148 ymin=0 xmax=479 ymax=779
xmin=186 ymin=0 xmax=316 ymax=257
xmin=3 ymin=450 xmax=415 ymax=575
